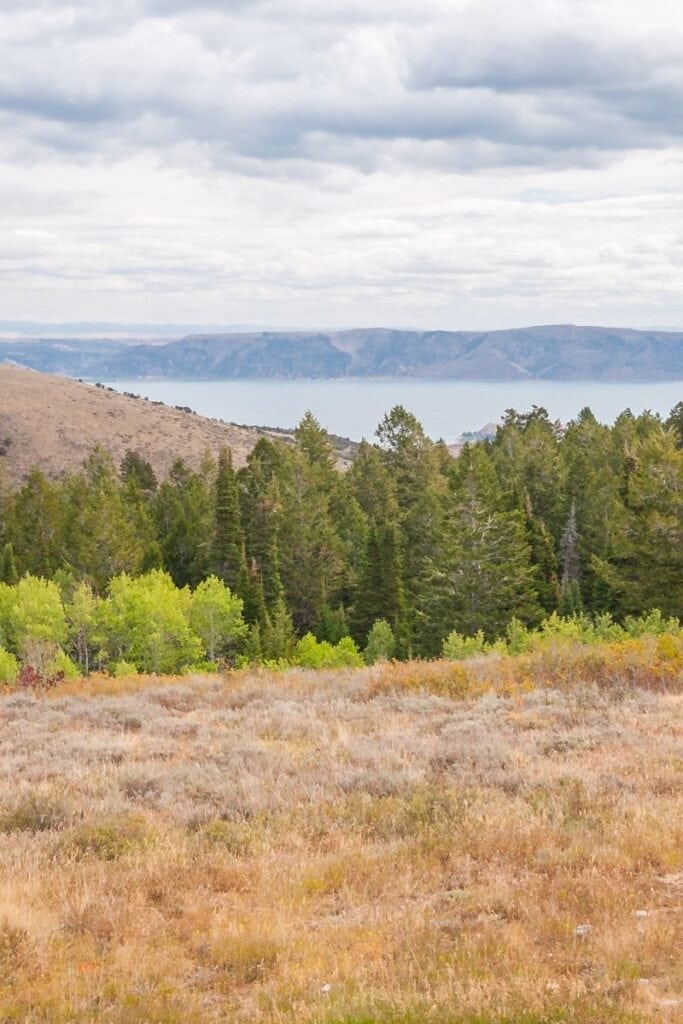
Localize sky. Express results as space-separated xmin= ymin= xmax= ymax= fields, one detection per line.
xmin=1 ymin=0 xmax=682 ymax=330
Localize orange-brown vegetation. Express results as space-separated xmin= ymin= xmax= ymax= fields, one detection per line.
xmin=0 ymin=639 xmax=680 ymax=1023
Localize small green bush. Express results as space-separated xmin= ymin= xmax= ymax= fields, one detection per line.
xmin=442 ymin=629 xmax=489 ymax=660
xmin=46 ymin=648 xmax=80 ymax=680
xmin=198 ymin=819 xmax=254 ymax=855
xmin=624 ymin=608 xmax=680 ymax=637
xmin=111 ymin=660 xmax=139 ymax=678
xmin=295 ymin=633 xmax=363 ymax=669
xmin=0 ymin=646 xmax=19 ymax=685
xmin=0 ymin=792 xmax=70 ymax=834
xmin=68 ymin=813 xmax=151 ymax=860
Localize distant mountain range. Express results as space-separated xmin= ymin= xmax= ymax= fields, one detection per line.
xmin=1 ymin=325 xmax=682 ymax=380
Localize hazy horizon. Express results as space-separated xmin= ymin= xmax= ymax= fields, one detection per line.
xmin=2 ymin=319 xmax=683 ymax=340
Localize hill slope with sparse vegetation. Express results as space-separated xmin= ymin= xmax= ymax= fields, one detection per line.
xmin=0 ymin=364 xmax=355 ymax=484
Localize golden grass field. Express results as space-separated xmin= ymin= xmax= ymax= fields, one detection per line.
xmin=0 ymin=638 xmax=681 ymax=1023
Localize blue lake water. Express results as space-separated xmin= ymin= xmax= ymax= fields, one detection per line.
xmin=103 ymin=379 xmax=683 ymax=443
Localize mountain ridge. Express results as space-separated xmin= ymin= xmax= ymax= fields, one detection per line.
xmin=0 ymin=324 xmax=682 ymax=380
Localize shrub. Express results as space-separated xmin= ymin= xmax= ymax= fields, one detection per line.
xmin=505 ymin=617 xmax=536 ymax=654
xmin=46 ymin=648 xmax=80 ymax=680
xmin=111 ymin=660 xmax=139 ymax=678
xmin=442 ymin=629 xmax=489 ymax=660
xmin=68 ymin=814 xmax=151 ymax=860
xmin=182 ymin=660 xmax=219 ymax=674
xmin=625 ymin=608 xmax=680 ymax=637
xmin=198 ymin=819 xmax=254 ymax=855
xmin=0 ymin=792 xmax=70 ymax=833
xmin=295 ymin=633 xmax=363 ymax=669
xmin=204 ymin=933 xmax=280 ymax=986
xmin=0 ymin=647 xmax=19 ymax=685
xmin=0 ymin=921 xmax=34 ymax=980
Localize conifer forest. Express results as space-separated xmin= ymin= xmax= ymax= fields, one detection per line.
xmin=0 ymin=402 xmax=681 ymax=679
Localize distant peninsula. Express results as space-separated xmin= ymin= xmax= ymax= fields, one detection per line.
xmin=1 ymin=324 xmax=682 ymax=381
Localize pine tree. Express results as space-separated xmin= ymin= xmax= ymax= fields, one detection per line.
xmin=352 ymin=522 xmax=408 ymax=656
xmin=295 ymin=411 xmax=337 ymax=486
xmin=239 ymin=439 xmax=284 ymax=610
xmin=154 ymin=459 xmax=213 ymax=587
xmin=120 ymin=450 xmax=158 ymax=494
xmin=9 ymin=468 xmax=63 ymax=579
xmin=261 ymin=597 xmax=296 ymax=661
xmin=375 ymin=406 xmax=446 ymax=655
xmin=559 ymin=498 xmax=583 ymax=614
xmin=212 ymin=447 xmax=247 ymax=592
xmin=435 ymin=445 xmax=541 ymax=639
xmin=0 ymin=542 xmax=18 ymax=586
xmin=523 ymin=495 xmax=559 ymax=613
xmin=665 ymin=401 xmax=683 ymax=449
xmin=492 ymin=407 xmax=565 ymax=541
xmin=62 ymin=447 xmax=145 ymax=592
xmin=594 ymin=430 xmax=683 ymax=617
xmin=276 ymin=446 xmax=344 ymax=633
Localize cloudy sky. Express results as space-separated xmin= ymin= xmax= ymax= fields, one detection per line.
xmin=1 ymin=0 xmax=682 ymax=329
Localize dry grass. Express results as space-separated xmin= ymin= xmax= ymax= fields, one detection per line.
xmin=0 ymin=644 xmax=681 ymax=1023
xmin=0 ymin=363 xmax=309 ymax=483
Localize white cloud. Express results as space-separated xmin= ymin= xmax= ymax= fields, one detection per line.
xmin=0 ymin=0 xmax=682 ymax=327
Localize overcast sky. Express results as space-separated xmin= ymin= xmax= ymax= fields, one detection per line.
xmin=1 ymin=0 xmax=682 ymax=330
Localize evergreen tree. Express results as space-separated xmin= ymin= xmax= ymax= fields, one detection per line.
xmin=294 ymin=411 xmax=337 ymax=487
xmin=665 ymin=401 xmax=683 ymax=449
xmin=0 ymin=542 xmax=18 ymax=586
xmin=493 ymin=406 xmax=566 ymax=540
xmin=62 ymin=447 xmax=145 ymax=592
xmin=375 ymin=406 xmax=446 ymax=655
xmin=120 ymin=450 xmax=158 ymax=494
xmin=352 ymin=522 xmax=407 ymax=655
xmin=435 ymin=445 xmax=541 ymax=639
xmin=363 ymin=619 xmax=396 ymax=664
xmin=239 ymin=438 xmax=284 ymax=610
xmin=9 ymin=468 xmax=63 ymax=579
xmin=261 ymin=596 xmax=296 ymax=661
xmin=276 ymin=445 xmax=344 ymax=633
xmin=523 ymin=496 xmax=559 ymax=613
xmin=559 ymin=498 xmax=583 ymax=614
xmin=154 ymin=459 xmax=212 ymax=587
xmin=562 ymin=408 xmax=625 ymax=610
xmin=212 ymin=447 xmax=247 ymax=592
xmin=594 ymin=430 xmax=683 ymax=617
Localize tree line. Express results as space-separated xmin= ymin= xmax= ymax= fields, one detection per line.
xmin=0 ymin=401 xmax=681 ymax=672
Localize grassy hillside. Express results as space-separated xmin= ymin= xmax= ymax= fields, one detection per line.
xmin=0 ymin=641 xmax=680 ymax=1023
xmin=0 ymin=365 xmax=355 ymax=484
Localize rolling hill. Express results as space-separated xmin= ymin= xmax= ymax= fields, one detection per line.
xmin=0 ymin=364 xmax=353 ymax=484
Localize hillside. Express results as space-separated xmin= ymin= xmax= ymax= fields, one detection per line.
xmin=1 ymin=324 xmax=682 ymax=380
xmin=0 ymin=364 xmax=354 ymax=484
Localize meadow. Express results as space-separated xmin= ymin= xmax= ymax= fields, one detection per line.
xmin=0 ymin=637 xmax=681 ymax=1023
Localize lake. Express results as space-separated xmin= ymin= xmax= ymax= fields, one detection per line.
xmin=103 ymin=379 xmax=683 ymax=443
